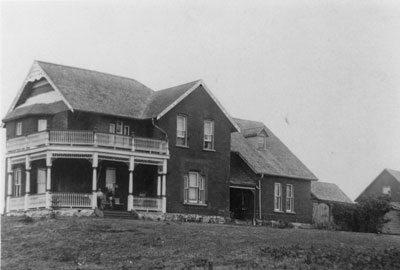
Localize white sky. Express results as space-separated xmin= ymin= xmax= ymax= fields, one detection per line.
xmin=1 ymin=0 xmax=399 ymax=201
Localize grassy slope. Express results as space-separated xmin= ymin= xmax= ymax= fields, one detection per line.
xmin=1 ymin=216 xmax=400 ymax=270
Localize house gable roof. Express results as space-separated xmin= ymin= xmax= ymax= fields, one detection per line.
xmin=4 ymin=61 xmax=239 ymax=131
xmin=231 ymin=118 xmax=317 ymax=180
xmin=151 ymin=80 xmax=240 ymax=132
xmin=311 ymin=182 xmax=353 ymax=203
xmin=355 ymin=168 xmax=400 ymax=202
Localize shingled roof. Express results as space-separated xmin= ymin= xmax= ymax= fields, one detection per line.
xmin=311 ymin=182 xmax=353 ymax=203
xmin=231 ymin=118 xmax=317 ymax=180
xmin=3 ymin=61 xmax=238 ymax=131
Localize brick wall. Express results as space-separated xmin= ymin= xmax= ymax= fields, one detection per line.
xmin=156 ymin=86 xmax=234 ymax=217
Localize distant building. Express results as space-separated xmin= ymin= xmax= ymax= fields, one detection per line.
xmin=356 ymin=169 xmax=400 ymax=202
xmin=311 ymin=181 xmax=352 ymax=227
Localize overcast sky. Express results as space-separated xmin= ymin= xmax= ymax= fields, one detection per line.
xmin=1 ymin=0 xmax=399 ymax=200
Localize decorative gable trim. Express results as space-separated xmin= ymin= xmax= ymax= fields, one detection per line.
xmin=156 ymin=80 xmax=240 ymax=132
xmin=6 ymin=61 xmax=74 ymax=115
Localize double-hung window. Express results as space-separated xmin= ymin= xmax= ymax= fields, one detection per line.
xmin=258 ymin=135 xmax=267 ymax=150
xmin=38 ymin=119 xmax=47 ymax=132
xmin=109 ymin=123 xmax=116 ymax=133
xmin=184 ymin=172 xmax=206 ymax=205
xmin=16 ymin=122 xmax=22 ymax=136
xmin=274 ymin=183 xmax=282 ymax=211
xmin=203 ymin=120 xmax=214 ymax=150
xmin=286 ymin=184 xmax=294 ymax=213
xmin=176 ymin=115 xmax=187 ymax=146
xmin=13 ymin=168 xmax=22 ymax=197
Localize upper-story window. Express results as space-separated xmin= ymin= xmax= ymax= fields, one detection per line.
xmin=116 ymin=121 xmax=123 ymax=134
xmin=13 ymin=168 xmax=22 ymax=197
xmin=274 ymin=183 xmax=282 ymax=212
xmin=382 ymin=186 xmax=391 ymax=196
xmin=286 ymin=184 xmax=294 ymax=213
xmin=176 ymin=115 xmax=188 ymax=146
xmin=16 ymin=122 xmax=22 ymax=136
xmin=258 ymin=135 xmax=267 ymax=150
xmin=203 ymin=120 xmax=214 ymax=150
xmin=123 ymin=125 xmax=130 ymax=136
xmin=38 ymin=119 xmax=47 ymax=132
xmin=184 ymin=171 xmax=206 ymax=205
xmin=109 ymin=123 xmax=116 ymax=133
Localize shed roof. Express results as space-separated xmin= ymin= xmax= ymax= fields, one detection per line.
xmin=386 ymin=169 xmax=400 ymax=183
xmin=231 ymin=118 xmax=317 ymax=180
xmin=230 ymin=165 xmax=257 ymax=187
xmin=311 ymin=182 xmax=353 ymax=203
xmin=3 ymin=101 xmax=69 ymax=121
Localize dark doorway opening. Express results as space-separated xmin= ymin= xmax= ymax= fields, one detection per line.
xmin=230 ymin=188 xmax=255 ymax=220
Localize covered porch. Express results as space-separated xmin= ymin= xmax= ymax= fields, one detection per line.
xmin=6 ymin=150 xmax=168 ymax=213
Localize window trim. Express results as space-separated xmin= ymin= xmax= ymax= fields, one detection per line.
xmin=176 ymin=114 xmax=188 ymax=147
xmin=13 ymin=168 xmax=22 ymax=197
xmin=257 ymin=135 xmax=267 ymax=150
xmin=109 ymin=123 xmax=116 ymax=134
xmin=16 ymin=122 xmax=22 ymax=136
xmin=203 ymin=119 xmax=214 ymax=150
xmin=123 ymin=125 xmax=130 ymax=136
xmin=286 ymin=184 xmax=294 ymax=213
xmin=116 ymin=121 xmax=123 ymax=134
xmin=38 ymin=119 xmax=47 ymax=132
xmin=274 ymin=183 xmax=282 ymax=212
xmin=184 ymin=171 xmax=206 ymax=205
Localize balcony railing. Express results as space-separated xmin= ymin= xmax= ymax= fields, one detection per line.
xmin=6 ymin=130 xmax=168 ymax=155
xmin=132 ymin=197 xmax=163 ymax=212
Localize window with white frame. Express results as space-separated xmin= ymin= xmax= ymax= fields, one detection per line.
xmin=123 ymin=125 xmax=130 ymax=136
xmin=16 ymin=122 xmax=22 ymax=136
xmin=14 ymin=168 xmax=22 ymax=197
xmin=382 ymin=186 xmax=391 ymax=196
xmin=116 ymin=121 xmax=123 ymax=134
xmin=286 ymin=184 xmax=294 ymax=213
xmin=176 ymin=115 xmax=188 ymax=146
xmin=274 ymin=183 xmax=282 ymax=211
xmin=203 ymin=120 xmax=214 ymax=150
xmin=106 ymin=168 xmax=116 ymax=193
xmin=38 ymin=119 xmax=47 ymax=132
xmin=184 ymin=172 xmax=206 ymax=204
xmin=109 ymin=123 xmax=116 ymax=133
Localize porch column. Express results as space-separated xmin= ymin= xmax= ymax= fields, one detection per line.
xmin=24 ymin=156 xmax=31 ymax=211
xmin=157 ymin=174 xmax=162 ymax=197
xmin=6 ymin=158 xmax=12 ymax=213
xmin=45 ymin=154 xmax=52 ymax=209
xmin=127 ymin=156 xmax=134 ymax=211
xmin=92 ymin=153 xmax=98 ymax=209
xmin=161 ymin=159 xmax=167 ymax=213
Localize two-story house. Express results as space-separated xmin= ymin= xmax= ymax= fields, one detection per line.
xmin=2 ymin=61 xmax=239 ymax=217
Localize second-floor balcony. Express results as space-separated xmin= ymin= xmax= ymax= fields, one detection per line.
xmin=6 ymin=130 xmax=169 ymax=155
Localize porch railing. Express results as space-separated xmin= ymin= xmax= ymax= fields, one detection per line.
xmin=6 ymin=130 xmax=168 ymax=155
xmin=9 ymin=196 xmax=25 ymax=211
xmin=52 ymin=192 xmax=92 ymax=208
xmin=132 ymin=197 xmax=163 ymax=212
xmin=28 ymin=193 xmax=47 ymax=209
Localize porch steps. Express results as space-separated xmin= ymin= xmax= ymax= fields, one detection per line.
xmin=102 ymin=210 xmax=138 ymax=220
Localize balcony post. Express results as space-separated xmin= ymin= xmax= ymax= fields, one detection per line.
xmin=45 ymin=153 xmax=52 ymax=209
xmin=45 ymin=130 xmax=50 ymax=146
xmin=131 ymin=132 xmax=135 ymax=152
xmin=161 ymin=159 xmax=167 ymax=213
xmin=94 ymin=132 xmax=98 ymax=147
xmin=92 ymin=153 xmax=98 ymax=209
xmin=24 ymin=155 xmax=31 ymax=211
xmin=127 ymin=156 xmax=134 ymax=211
xmin=6 ymin=158 xmax=12 ymax=213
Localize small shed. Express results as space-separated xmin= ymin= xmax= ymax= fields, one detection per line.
xmin=311 ymin=182 xmax=353 ymax=227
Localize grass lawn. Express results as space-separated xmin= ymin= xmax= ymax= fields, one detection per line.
xmin=2 ymin=216 xmax=400 ymax=270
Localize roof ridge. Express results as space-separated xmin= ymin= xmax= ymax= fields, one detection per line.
xmin=156 ymin=79 xmax=202 ymax=92
xmin=36 ymin=60 xmax=154 ymax=91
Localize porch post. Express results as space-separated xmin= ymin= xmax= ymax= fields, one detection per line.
xmin=24 ymin=155 xmax=31 ymax=211
xmin=45 ymin=154 xmax=52 ymax=209
xmin=161 ymin=159 xmax=167 ymax=213
xmin=6 ymin=158 xmax=12 ymax=213
xmin=127 ymin=156 xmax=134 ymax=211
xmin=157 ymin=174 xmax=161 ymax=197
xmin=92 ymin=153 xmax=98 ymax=209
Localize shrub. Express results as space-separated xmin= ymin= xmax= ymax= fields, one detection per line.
xmin=332 ymin=195 xmax=391 ymax=233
